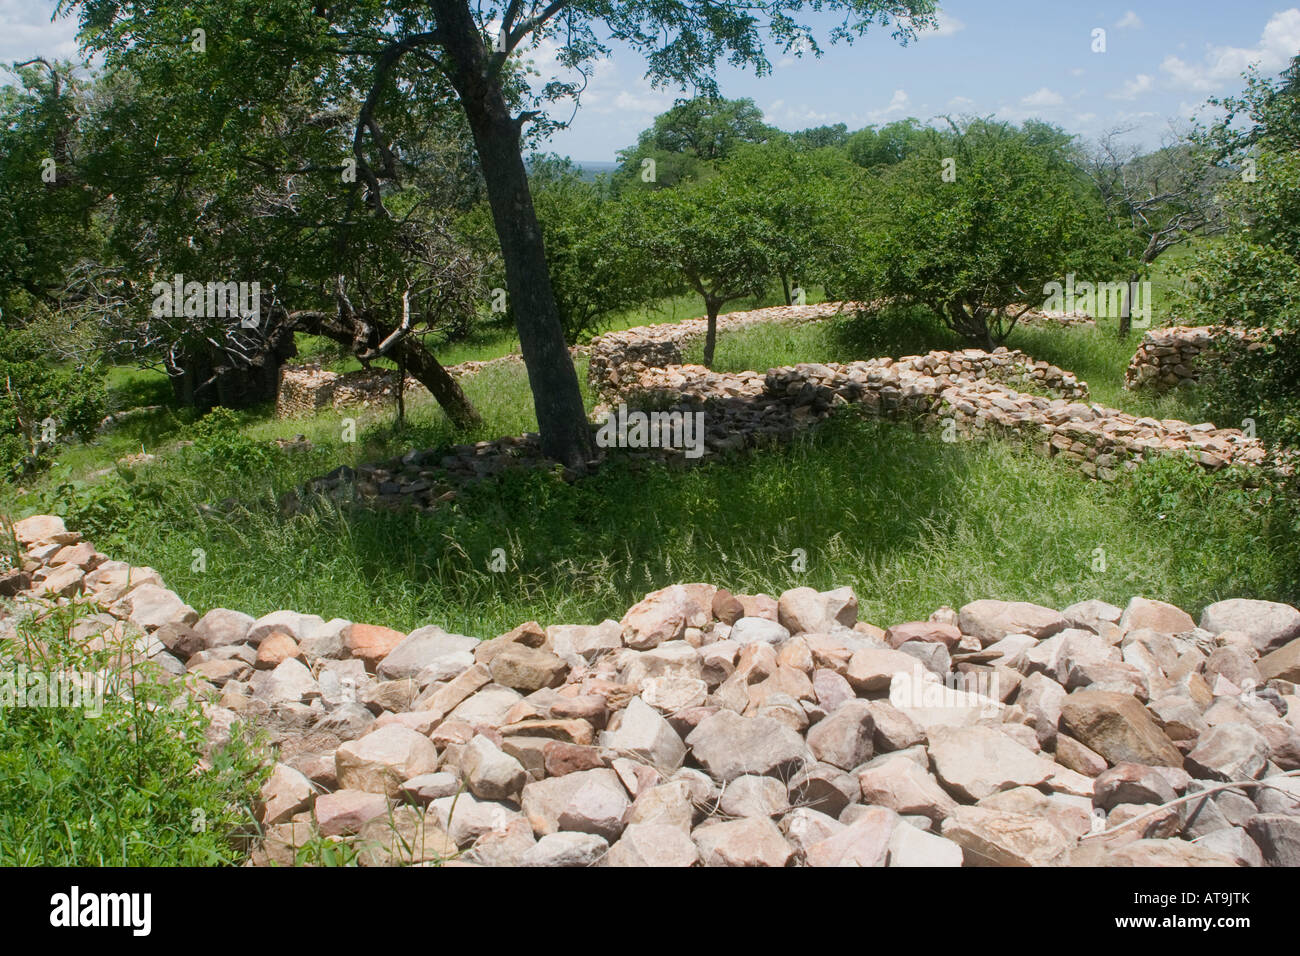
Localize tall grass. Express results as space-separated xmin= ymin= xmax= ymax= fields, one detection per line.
xmin=7 ymin=275 xmax=1295 ymax=643
xmin=0 ymin=605 xmax=267 ymax=864
xmin=25 ymin=412 xmax=1300 ymax=639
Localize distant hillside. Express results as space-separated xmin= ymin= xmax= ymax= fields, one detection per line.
xmin=574 ymin=160 xmax=619 ymax=182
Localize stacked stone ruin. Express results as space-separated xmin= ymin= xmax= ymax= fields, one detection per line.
xmin=305 ymin=337 xmax=1286 ymax=514
xmin=1125 ymin=326 xmax=1262 ymax=393
xmin=586 ymin=301 xmax=862 ymax=398
xmin=5 ymin=513 xmax=1300 ymax=867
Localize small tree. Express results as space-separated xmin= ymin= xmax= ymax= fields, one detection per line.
xmin=716 ymin=141 xmax=860 ymax=305
xmin=625 ymin=171 xmax=781 ymax=367
xmin=857 ymin=118 xmax=1110 ymax=347
xmin=1175 ymin=56 xmax=1300 ymax=449
xmin=530 ymin=163 xmax=659 ymax=339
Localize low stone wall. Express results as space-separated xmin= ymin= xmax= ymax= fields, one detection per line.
xmin=587 ymin=302 xmax=865 ymax=398
xmin=759 ymin=358 xmax=1270 ymax=479
xmin=1125 ymin=326 xmax=1262 ymax=393
xmin=1017 ymin=309 xmax=1096 ymax=328
xmin=5 ymin=512 xmax=1300 ymax=867
xmin=304 ymin=338 xmax=1292 ymax=514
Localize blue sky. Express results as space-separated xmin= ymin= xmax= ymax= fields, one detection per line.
xmin=6 ymin=1 xmax=1299 ymax=161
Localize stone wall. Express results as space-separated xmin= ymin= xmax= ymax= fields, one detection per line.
xmin=1125 ymin=326 xmax=1262 ymax=393
xmin=587 ymin=302 xmax=864 ymax=398
xmin=275 ymin=365 xmax=421 ymax=419
xmin=5 ymin=512 xmax=1300 ymax=867
xmin=304 ymin=335 xmax=1292 ymax=515
xmin=758 ymin=357 xmax=1271 ymax=479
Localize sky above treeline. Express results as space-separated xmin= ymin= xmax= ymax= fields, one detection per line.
xmin=5 ymin=1 xmax=1298 ymax=162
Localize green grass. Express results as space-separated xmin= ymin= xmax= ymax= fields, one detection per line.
xmin=0 ymin=604 xmax=267 ymax=864
xmin=19 ymin=414 xmax=1297 ymax=640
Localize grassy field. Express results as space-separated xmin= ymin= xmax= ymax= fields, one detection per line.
xmin=5 ymin=274 xmax=1297 ymax=641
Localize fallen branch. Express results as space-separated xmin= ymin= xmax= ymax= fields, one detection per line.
xmin=1080 ymin=769 xmax=1300 ymax=840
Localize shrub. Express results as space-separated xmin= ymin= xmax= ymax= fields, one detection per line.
xmin=0 ymin=327 xmax=108 ymax=478
xmin=188 ymin=406 xmax=275 ymax=477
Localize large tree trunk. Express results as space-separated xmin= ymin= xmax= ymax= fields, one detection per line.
xmin=433 ymin=0 xmax=595 ymax=471
xmin=394 ymin=332 xmax=480 ymax=428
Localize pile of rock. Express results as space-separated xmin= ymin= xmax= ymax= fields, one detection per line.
xmin=587 ymin=302 xmax=864 ymax=398
xmin=1125 ymin=326 xmax=1262 ymax=393
xmin=5 ymin=512 xmax=1300 ymax=867
xmin=1017 ymin=309 xmax=1096 ymax=328
xmin=275 ymin=365 xmax=422 ymax=418
xmin=306 ymin=433 xmax=554 ymax=510
xmin=275 ymin=365 xmax=345 ymax=418
xmin=96 ymin=405 xmax=166 ymax=435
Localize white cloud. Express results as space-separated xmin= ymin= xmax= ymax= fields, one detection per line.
xmin=1021 ymin=87 xmax=1064 ymax=108
xmin=1108 ymin=73 xmax=1154 ymax=100
xmin=0 ymin=0 xmax=81 ymax=68
xmin=947 ymin=95 xmax=976 ymax=110
xmin=1116 ymin=11 xmax=1143 ymax=30
xmin=766 ymin=100 xmax=842 ymax=127
xmin=1160 ymin=8 xmax=1300 ymax=91
xmin=865 ymin=88 xmax=911 ymax=122
xmin=922 ymin=10 xmax=965 ymax=38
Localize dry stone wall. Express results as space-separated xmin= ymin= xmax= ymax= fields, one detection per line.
xmin=1125 ymin=326 xmax=1262 ymax=393
xmin=587 ymin=302 xmax=865 ymax=398
xmin=305 ymin=338 xmax=1289 ymax=515
xmin=5 ymin=512 xmax=1300 ymax=867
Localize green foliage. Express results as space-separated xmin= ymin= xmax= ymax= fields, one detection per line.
xmin=0 ymin=326 xmax=107 ymax=478
xmin=846 ymin=118 xmax=1117 ymax=345
xmin=188 ymin=407 xmax=276 ymax=478
xmin=529 ymin=164 xmax=660 ymax=339
xmin=613 ymin=96 xmax=778 ymax=190
xmin=1179 ymin=78 xmax=1300 ymax=450
xmin=787 ymin=123 xmax=850 ymax=150
xmin=294 ymin=836 xmax=361 ymax=867
xmin=41 ymin=473 xmax=143 ymax=542
xmin=621 ymin=166 xmax=781 ymax=360
xmin=720 ymin=141 xmax=866 ymax=299
xmin=0 ymin=60 xmax=101 ymax=318
xmin=0 ymin=605 xmax=267 ymax=864
xmin=845 ymin=118 xmax=931 ymax=168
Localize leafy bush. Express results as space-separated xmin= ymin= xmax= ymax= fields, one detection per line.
xmin=40 ymin=472 xmax=150 ymax=544
xmin=843 ymin=119 xmax=1119 ymax=347
xmin=0 ymin=327 xmax=108 ymax=478
xmin=1175 ymin=152 xmax=1300 ymax=450
xmin=188 ymin=406 xmax=275 ymax=477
